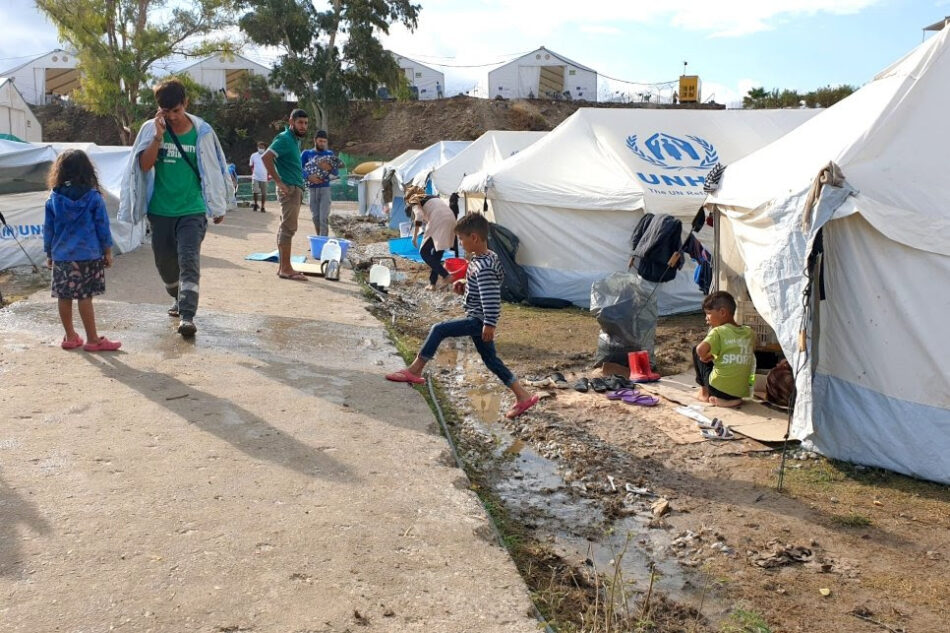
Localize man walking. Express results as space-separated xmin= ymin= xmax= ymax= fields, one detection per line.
xmin=262 ymin=109 xmax=309 ymax=281
xmin=300 ymin=130 xmax=339 ymax=237
xmin=119 ymin=78 xmax=234 ymax=337
xmin=249 ymin=141 xmax=269 ymax=212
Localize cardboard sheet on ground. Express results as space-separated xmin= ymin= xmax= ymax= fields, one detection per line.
xmin=292 ymin=262 xmax=324 ymax=275
xmin=641 ymin=372 xmax=790 ymax=443
xmin=245 ymin=250 xmax=306 ymax=263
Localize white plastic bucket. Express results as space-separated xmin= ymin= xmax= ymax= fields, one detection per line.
xmin=369 ymin=264 xmax=391 ymax=288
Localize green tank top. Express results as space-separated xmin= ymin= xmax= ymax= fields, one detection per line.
xmin=148 ymin=127 xmax=206 ymax=217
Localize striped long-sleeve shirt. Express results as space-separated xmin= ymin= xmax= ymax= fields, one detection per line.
xmin=463 ymin=251 xmax=504 ymax=327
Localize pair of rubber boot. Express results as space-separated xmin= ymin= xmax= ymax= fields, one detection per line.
xmin=628 ymin=351 xmax=660 ymax=383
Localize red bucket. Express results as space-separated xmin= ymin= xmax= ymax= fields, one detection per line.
xmin=444 ymin=257 xmax=468 ymax=281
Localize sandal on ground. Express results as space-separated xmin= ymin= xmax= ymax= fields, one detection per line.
xmin=590 ymin=377 xmax=608 ymax=393
xmin=701 ymin=424 xmax=736 ymax=440
xmin=623 ymin=392 xmax=659 ymax=407
xmin=573 ymin=377 xmax=590 ymax=393
xmin=385 ymin=369 xmax=425 ymax=385
xmin=277 ymin=271 xmax=308 ymax=281
xmin=606 ymin=388 xmax=638 ymax=401
xmin=61 ymin=336 xmax=84 ymax=350
xmin=83 ymin=336 xmax=122 ymax=352
xmin=506 ymin=394 xmax=540 ymax=419
xmin=550 ymin=372 xmax=569 ymax=389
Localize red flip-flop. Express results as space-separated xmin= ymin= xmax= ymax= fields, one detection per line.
xmin=61 ymin=336 xmax=84 ymax=350
xmin=506 ymin=394 xmax=540 ymax=419
xmin=385 ymin=369 xmax=425 ymax=385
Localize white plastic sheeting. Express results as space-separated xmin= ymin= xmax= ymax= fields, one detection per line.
xmin=706 ymin=28 xmax=950 ymax=484
xmin=394 ymin=141 xmax=471 ymax=191
xmin=461 ymin=107 xmax=818 ymax=311
xmin=359 ymin=149 xmax=419 ymax=217
xmin=0 ymin=141 xmax=145 ymax=270
xmin=431 ymin=130 xmax=545 ymax=195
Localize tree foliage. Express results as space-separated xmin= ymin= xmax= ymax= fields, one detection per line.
xmin=37 ymin=0 xmax=240 ymax=144
xmin=239 ymin=0 xmax=421 ymax=129
xmin=742 ymin=84 xmax=857 ymax=109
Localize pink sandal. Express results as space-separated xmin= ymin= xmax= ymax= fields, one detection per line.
xmin=83 ymin=337 xmax=122 ymax=352
xmin=385 ymin=369 xmax=425 ymax=385
xmin=506 ymin=394 xmax=540 ymax=419
xmin=61 ymin=336 xmax=84 ymax=350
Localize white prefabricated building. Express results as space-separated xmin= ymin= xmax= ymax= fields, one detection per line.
xmin=0 ymin=78 xmax=42 ymax=142
xmin=393 ymin=55 xmax=444 ymax=100
xmin=179 ymin=54 xmax=273 ymax=96
xmin=0 ymin=49 xmax=80 ymax=106
xmin=489 ymin=47 xmax=597 ymax=101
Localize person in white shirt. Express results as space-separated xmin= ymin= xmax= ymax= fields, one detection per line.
xmin=248 ymin=141 xmax=269 ymax=212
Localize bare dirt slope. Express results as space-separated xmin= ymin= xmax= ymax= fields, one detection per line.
xmin=0 ymin=205 xmax=539 ymax=632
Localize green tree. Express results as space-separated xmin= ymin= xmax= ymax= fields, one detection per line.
xmin=742 ymin=84 xmax=856 ymax=109
xmin=239 ymin=0 xmax=420 ymax=130
xmin=37 ymin=0 xmax=240 ymax=144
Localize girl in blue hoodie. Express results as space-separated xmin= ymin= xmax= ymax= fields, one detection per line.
xmin=44 ymin=150 xmax=121 ymax=352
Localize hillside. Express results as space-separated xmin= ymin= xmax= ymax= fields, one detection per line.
xmin=34 ymin=97 xmax=723 ymax=166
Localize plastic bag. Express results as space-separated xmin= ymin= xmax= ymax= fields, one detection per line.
xmin=590 ymin=272 xmax=658 ymax=367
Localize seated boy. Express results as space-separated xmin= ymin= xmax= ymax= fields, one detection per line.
xmin=693 ymin=291 xmax=755 ymax=408
xmin=385 ymin=212 xmax=539 ymax=419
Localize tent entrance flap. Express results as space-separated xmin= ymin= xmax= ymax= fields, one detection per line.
xmin=538 ymin=66 xmax=564 ymax=97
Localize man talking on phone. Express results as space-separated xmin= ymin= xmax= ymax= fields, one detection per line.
xmin=119 ymin=78 xmax=235 ymax=337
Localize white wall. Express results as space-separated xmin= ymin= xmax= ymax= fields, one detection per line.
xmin=396 ymin=57 xmax=445 ymax=100
xmin=488 ymin=49 xmax=597 ymax=101
xmin=0 ymin=82 xmax=42 ymax=142
xmin=183 ymin=55 xmax=271 ymax=94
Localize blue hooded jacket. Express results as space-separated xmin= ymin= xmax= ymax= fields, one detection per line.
xmin=44 ymin=185 xmax=113 ymax=262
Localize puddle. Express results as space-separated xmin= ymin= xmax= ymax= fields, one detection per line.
xmin=442 ymin=340 xmax=721 ymax=617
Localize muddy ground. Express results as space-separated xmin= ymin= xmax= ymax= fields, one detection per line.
xmin=336 ymin=214 xmax=950 ymax=633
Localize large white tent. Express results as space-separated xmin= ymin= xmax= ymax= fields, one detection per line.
xmin=461 ymin=107 xmax=819 ymax=313
xmin=395 ymin=141 xmax=472 ymax=192
xmin=0 ymin=140 xmax=145 ymax=270
xmin=705 ymin=28 xmax=950 ymax=484
xmin=179 ymin=53 xmax=273 ymax=97
xmin=0 ymin=49 xmax=79 ymax=106
xmin=431 ymin=130 xmax=546 ymax=196
xmin=393 ymin=55 xmax=445 ymax=101
xmin=358 ymin=149 xmax=419 ymax=217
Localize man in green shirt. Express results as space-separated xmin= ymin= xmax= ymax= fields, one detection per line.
xmin=136 ymin=79 xmax=229 ymax=337
xmin=262 ymin=109 xmax=309 ymax=281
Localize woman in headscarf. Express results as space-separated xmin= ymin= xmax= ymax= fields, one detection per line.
xmin=406 ymin=186 xmax=457 ymax=291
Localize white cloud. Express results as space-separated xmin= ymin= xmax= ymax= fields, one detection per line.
xmin=579 ymin=24 xmax=623 ymax=36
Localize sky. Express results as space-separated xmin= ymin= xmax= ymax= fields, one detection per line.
xmin=0 ymin=0 xmax=946 ymax=106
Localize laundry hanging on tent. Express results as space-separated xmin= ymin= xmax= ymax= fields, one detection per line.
xmin=683 ymin=234 xmax=712 ymax=295
xmin=629 ymin=213 xmax=684 ymax=283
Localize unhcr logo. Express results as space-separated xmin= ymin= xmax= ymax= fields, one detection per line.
xmin=0 ymin=224 xmax=43 ymax=240
xmin=626 ymin=133 xmax=719 ymax=171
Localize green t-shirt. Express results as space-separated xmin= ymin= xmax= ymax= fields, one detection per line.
xmin=268 ymin=127 xmax=305 ymax=188
xmin=148 ymin=127 xmax=205 ymax=217
xmin=703 ymin=323 xmax=755 ymax=398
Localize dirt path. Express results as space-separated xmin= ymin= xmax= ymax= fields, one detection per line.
xmin=0 ymin=206 xmax=539 ymax=632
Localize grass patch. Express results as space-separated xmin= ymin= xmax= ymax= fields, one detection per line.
xmin=720 ymin=608 xmax=773 ymax=633
xmin=829 ymin=513 xmax=872 ymax=528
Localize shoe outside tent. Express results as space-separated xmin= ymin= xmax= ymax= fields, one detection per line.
xmin=459 ymin=108 xmax=819 ymax=313
xmin=704 ymin=28 xmax=950 ymax=484
xmin=0 ymin=140 xmax=146 ymax=270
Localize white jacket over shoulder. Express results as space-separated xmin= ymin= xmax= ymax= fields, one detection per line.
xmin=118 ymin=113 xmax=236 ymax=223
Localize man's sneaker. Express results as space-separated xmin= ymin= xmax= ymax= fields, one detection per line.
xmin=167 ymin=302 xmax=180 ymax=318
xmin=252 ymin=203 xmax=258 ymax=211
xmin=177 ymin=319 xmax=197 ymax=337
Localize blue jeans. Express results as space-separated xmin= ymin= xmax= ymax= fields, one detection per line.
xmin=420 ymin=317 xmax=515 ymax=386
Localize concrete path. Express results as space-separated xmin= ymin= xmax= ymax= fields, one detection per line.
xmin=0 ymin=207 xmax=538 ymax=632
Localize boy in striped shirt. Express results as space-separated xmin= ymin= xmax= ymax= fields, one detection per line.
xmin=386 ymin=213 xmax=539 ymax=419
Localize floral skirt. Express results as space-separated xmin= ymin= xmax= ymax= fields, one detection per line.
xmin=51 ymin=259 xmax=105 ymax=299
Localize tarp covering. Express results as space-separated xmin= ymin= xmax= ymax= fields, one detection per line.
xmin=706 ymin=28 xmax=950 ymax=484
xmin=460 ymin=107 xmax=819 ymax=311
xmin=394 ymin=141 xmax=471 ymax=191
xmin=431 ymin=131 xmax=546 ymax=195
xmin=1 ymin=141 xmax=145 ymax=270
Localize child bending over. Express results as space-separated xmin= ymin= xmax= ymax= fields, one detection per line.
xmin=386 ymin=213 xmax=539 ymax=419
xmin=693 ymin=291 xmax=754 ymax=408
